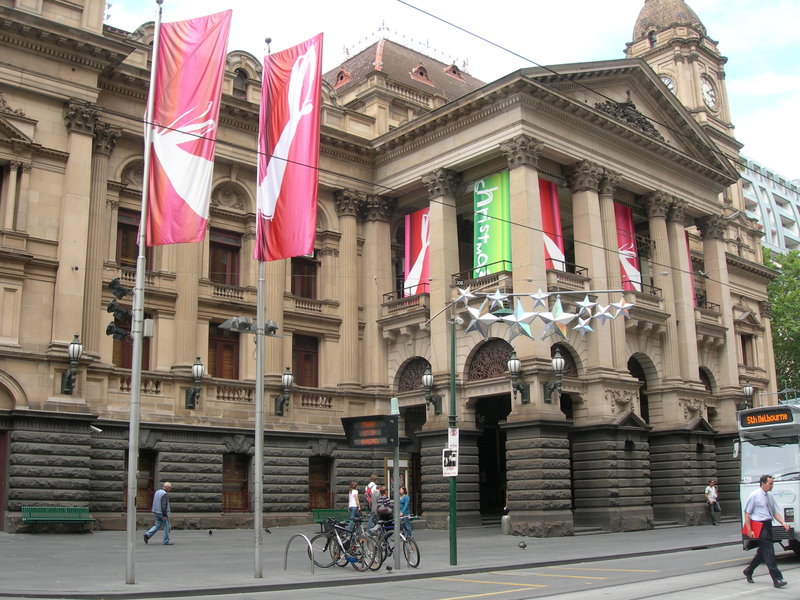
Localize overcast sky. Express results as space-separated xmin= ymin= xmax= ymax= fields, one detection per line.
xmin=106 ymin=0 xmax=799 ymax=181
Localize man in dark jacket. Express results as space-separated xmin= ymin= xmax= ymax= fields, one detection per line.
xmin=144 ymin=482 xmax=172 ymax=545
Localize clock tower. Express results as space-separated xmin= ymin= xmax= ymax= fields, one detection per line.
xmin=625 ymin=0 xmax=743 ymax=206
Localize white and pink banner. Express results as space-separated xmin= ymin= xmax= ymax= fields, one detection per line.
xmin=403 ymin=208 xmax=430 ymax=296
xmin=686 ymin=231 xmax=697 ymax=306
xmin=145 ymin=10 xmax=231 ymax=246
xmin=615 ymin=203 xmax=641 ymax=291
xmin=539 ymin=179 xmax=565 ymax=270
xmin=255 ymin=34 xmax=323 ymax=261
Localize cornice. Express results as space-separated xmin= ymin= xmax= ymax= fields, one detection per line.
xmin=725 ymin=253 xmax=779 ymax=283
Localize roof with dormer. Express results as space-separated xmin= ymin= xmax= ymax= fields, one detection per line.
xmin=632 ymin=0 xmax=706 ymax=42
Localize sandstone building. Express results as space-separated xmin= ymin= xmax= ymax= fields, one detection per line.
xmin=0 ymin=0 xmax=776 ymax=533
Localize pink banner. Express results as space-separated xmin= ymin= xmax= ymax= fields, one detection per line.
xmin=615 ymin=203 xmax=641 ymax=291
xmin=539 ymin=179 xmax=565 ymax=270
xmin=146 ymin=10 xmax=231 ymax=246
xmin=686 ymin=231 xmax=697 ymax=306
xmin=255 ymin=34 xmax=323 ymax=261
xmin=403 ymin=208 xmax=430 ymax=296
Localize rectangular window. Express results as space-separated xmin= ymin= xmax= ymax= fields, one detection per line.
xmin=741 ymin=334 xmax=755 ymax=366
xmin=209 ymin=229 xmax=241 ymax=286
xmin=124 ymin=449 xmax=156 ymax=511
xmin=209 ymin=323 xmax=240 ymax=379
xmin=112 ymin=311 xmax=151 ymax=370
xmin=222 ymin=453 xmax=249 ymax=512
xmin=291 ymin=255 xmax=318 ymax=299
xmin=292 ymin=334 xmax=319 ymax=387
xmin=117 ymin=210 xmax=153 ymax=267
xmin=309 ymin=456 xmax=332 ymax=509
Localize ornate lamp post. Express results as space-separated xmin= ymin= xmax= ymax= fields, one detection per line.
xmin=60 ymin=334 xmax=83 ymax=395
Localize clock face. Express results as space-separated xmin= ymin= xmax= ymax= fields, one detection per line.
xmin=701 ymin=76 xmax=718 ymax=109
xmin=660 ymin=76 xmax=675 ymax=93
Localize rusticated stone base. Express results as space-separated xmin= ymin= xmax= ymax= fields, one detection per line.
xmin=508 ymin=509 xmax=573 ymax=537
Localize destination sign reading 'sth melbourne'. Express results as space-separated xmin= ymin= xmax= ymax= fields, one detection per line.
xmin=740 ymin=407 xmax=794 ymax=428
xmin=341 ymin=415 xmax=399 ymax=448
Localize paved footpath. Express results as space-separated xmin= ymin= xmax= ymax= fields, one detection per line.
xmin=0 ymin=522 xmax=744 ymax=599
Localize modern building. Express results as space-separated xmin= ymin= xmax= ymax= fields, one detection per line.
xmin=739 ymin=156 xmax=800 ymax=254
xmin=0 ymin=0 xmax=777 ymax=534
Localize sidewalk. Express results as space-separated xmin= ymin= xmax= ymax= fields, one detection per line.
xmin=0 ymin=521 xmax=744 ymax=599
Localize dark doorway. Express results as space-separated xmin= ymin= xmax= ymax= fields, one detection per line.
xmin=627 ymin=357 xmax=649 ymax=422
xmin=309 ymin=456 xmax=332 ymax=509
xmin=475 ymin=394 xmax=511 ymax=516
xmin=0 ymin=432 xmax=7 ymax=531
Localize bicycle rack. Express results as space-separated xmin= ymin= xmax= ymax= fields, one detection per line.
xmin=283 ymin=533 xmax=315 ymax=574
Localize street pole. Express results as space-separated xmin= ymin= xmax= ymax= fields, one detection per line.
xmin=253 ymin=261 xmax=265 ymax=577
xmin=448 ymin=311 xmax=457 ymax=566
xmin=391 ymin=397 xmax=401 ymax=572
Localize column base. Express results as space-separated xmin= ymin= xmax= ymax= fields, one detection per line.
xmin=507 ymin=509 xmax=574 ymax=537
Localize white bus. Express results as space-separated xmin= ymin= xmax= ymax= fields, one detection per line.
xmin=737 ymin=403 xmax=800 ymax=555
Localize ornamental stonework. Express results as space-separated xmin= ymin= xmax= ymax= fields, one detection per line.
xmin=0 ymin=91 xmax=25 ymax=116
xmin=499 ymin=134 xmax=544 ymax=170
xmin=668 ymin=198 xmax=687 ymax=224
xmin=361 ymin=194 xmax=394 ymax=222
xmin=397 ymin=357 xmax=429 ymax=392
xmin=92 ymin=122 xmax=122 ymax=158
xmin=467 ymin=339 xmax=514 ymax=381
xmin=644 ymin=191 xmax=671 ymax=219
xmin=421 ymin=168 xmax=461 ymax=199
xmin=334 ymin=188 xmax=363 ymax=217
xmin=594 ymin=91 xmax=665 ymax=141
xmin=121 ymin=160 xmax=144 ymax=189
xmin=759 ymin=301 xmax=771 ymax=319
xmin=678 ymin=397 xmax=706 ymax=420
xmin=695 ymin=214 xmax=727 ymax=240
xmin=605 ymin=388 xmax=638 ymax=413
xmin=599 ymin=169 xmax=621 ymax=197
xmin=211 ymin=184 xmax=245 ymax=211
xmin=63 ymin=99 xmax=101 ymax=135
xmin=566 ymin=160 xmax=602 ymax=193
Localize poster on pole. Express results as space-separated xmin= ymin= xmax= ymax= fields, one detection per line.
xmin=442 ymin=448 xmax=458 ymax=477
xmin=448 ymin=427 xmax=459 ymax=451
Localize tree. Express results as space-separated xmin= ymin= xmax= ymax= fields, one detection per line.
xmin=765 ymin=248 xmax=800 ymax=395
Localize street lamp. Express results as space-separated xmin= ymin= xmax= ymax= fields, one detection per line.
xmin=275 ymin=367 xmax=294 ymax=416
xmin=543 ymin=347 xmax=566 ymax=403
xmin=60 ymin=334 xmax=83 ymax=395
xmin=506 ymin=352 xmax=530 ymax=404
xmin=184 ymin=356 xmax=204 ymax=409
xmin=421 ymin=366 xmax=443 ymax=415
xmin=741 ymin=378 xmax=754 ymax=410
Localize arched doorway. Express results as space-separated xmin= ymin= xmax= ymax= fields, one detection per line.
xmin=628 ymin=356 xmax=650 ymax=423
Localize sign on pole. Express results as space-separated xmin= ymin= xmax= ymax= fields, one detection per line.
xmin=448 ymin=427 xmax=459 ymax=450
xmin=341 ymin=415 xmax=399 ymax=447
xmin=442 ymin=448 xmax=458 ymax=477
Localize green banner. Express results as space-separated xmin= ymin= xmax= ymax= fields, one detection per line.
xmin=473 ymin=171 xmax=511 ymax=277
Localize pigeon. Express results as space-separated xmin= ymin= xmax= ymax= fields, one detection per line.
xmin=265 ymin=527 xmax=272 ymax=534
xmin=386 ymin=565 xmax=393 ymax=572
xmin=208 ymin=530 xmax=213 ymax=535
xmin=518 ymin=541 xmax=527 ymax=550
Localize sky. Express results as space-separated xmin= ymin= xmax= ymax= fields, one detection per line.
xmin=105 ymin=0 xmax=800 ymax=180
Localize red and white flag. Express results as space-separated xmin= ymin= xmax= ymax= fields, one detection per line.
xmin=539 ymin=179 xmax=565 ymax=270
xmin=403 ymin=208 xmax=430 ymax=296
xmin=145 ymin=10 xmax=231 ymax=246
xmin=615 ymin=203 xmax=641 ymax=291
xmin=255 ymin=34 xmax=323 ymax=261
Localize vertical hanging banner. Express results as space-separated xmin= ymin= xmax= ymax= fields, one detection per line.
xmin=686 ymin=231 xmax=697 ymax=306
xmin=615 ymin=203 xmax=641 ymax=291
xmin=539 ymin=178 xmax=565 ymax=270
xmin=473 ymin=171 xmax=511 ymax=277
xmin=255 ymin=33 xmax=323 ymax=261
xmin=146 ymin=10 xmax=232 ymax=246
xmin=403 ymin=207 xmax=430 ymax=296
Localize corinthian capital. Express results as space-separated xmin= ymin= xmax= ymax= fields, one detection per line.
xmin=361 ymin=195 xmax=395 ymax=222
xmin=334 ymin=189 xmax=364 ymax=217
xmin=421 ymin=168 xmax=461 ymax=199
xmin=64 ymin=99 xmax=102 ymax=135
xmin=599 ymin=169 xmax=621 ymax=197
xmin=643 ymin=191 xmax=671 ymax=219
xmin=695 ymin=214 xmax=727 ymax=240
xmin=668 ymin=197 xmax=688 ymax=224
xmin=500 ymin=134 xmax=544 ymax=170
xmin=93 ymin=122 xmax=122 ymax=158
xmin=566 ymin=160 xmax=603 ymax=193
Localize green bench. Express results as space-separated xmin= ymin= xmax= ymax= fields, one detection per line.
xmin=311 ymin=508 xmax=351 ymax=530
xmin=21 ymin=506 xmax=95 ymax=532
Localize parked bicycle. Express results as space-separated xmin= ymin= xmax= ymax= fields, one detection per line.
xmin=308 ymin=517 xmax=380 ymax=571
xmin=371 ymin=515 xmax=420 ymax=568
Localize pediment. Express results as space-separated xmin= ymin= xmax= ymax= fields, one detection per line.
xmin=0 ymin=112 xmax=34 ymax=147
xmin=685 ymin=416 xmax=715 ymax=433
xmin=612 ymin=410 xmax=649 ymax=430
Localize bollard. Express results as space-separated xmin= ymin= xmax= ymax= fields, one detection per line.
xmin=501 ymin=514 xmax=512 ymax=535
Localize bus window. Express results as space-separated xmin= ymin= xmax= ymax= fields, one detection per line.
xmin=740 ymin=437 xmax=800 ymax=483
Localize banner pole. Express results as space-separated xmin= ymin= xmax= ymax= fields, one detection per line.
xmin=254 ymin=261 xmax=265 ymax=577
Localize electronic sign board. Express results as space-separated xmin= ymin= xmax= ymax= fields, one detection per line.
xmin=341 ymin=415 xmax=399 ymax=447
xmin=739 ymin=407 xmax=794 ymax=429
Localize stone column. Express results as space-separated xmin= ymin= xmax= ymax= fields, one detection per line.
xmin=82 ymin=122 xmax=121 ymax=354
xmin=503 ymin=420 xmax=573 ymax=536
xmin=666 ymin=198 xmax=700 ymax=382
xmin=696 ymin=214 xmax=739 ymax=396
xmin=2 ymin=161 xmax=19 ymax=229
xmin=16 ymin=163 xmax=31 ymax=232
xmin=421 ymin=168 xmax=461 ymax=380
xmin=643 ymin=191 xmax=681 ymax=385
xmin=334 ymin=189 xmax=362 ymax=389
xmin=51 ymin=100 xmax=100 ymax=347
xmin=566 ymin=160 xmax=613 ymax=372
xmin=361 ymin=195 xmax=394 ymax=391
xmin=598 ymin=169 xmax=627 ymax=370
xmin=499 ymin=135 xmax=549 ymax=363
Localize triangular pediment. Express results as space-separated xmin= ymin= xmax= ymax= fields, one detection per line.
xmin=0 ymin=114 xmax=33 ymax=146
xmin=685 ymin=416 xmax=716 ymax=433
xmin=613 ymin=410 xmax=649 ymax=430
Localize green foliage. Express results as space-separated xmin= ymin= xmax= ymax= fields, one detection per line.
xmin=765 ymin=248 xmax=800 ymax=393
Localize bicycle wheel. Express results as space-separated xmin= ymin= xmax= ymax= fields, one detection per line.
xmin=402 ymin=536 xmax=420 ymax=568
xmin=347 ymin=538 xmax=369 ymax=572
xmin=360 ymin=534 xmax=382 ymax=571
xmin=308 ymin=533 xmax=336 ymax=568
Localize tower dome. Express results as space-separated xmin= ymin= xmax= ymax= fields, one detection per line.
xmin=632 ymin=0 xmax=706 ymax=43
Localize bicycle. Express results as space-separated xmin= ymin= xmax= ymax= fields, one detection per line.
xmin=308 ymin=517 xmax=380 ymax=571
xmin=371 ymin=515 xmax=420 ymax=568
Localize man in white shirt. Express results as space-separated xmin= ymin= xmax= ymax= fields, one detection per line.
xmin=742 ymin=474 xmax=790 ymax=588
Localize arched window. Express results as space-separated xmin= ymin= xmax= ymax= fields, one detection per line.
xmin=233 ymin=69 xmax=248 ymax=100
xmin=648 ymin=30 xmax=657 ymax=48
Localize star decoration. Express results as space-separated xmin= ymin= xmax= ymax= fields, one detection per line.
xmin=485 ymin=288 xmax=509 ymax=310
xmin=464 ymin=300 xmax=492 ymax=340
xmin=529 ymin=288 xmax=549 ymax=309
xmin=573 ymin=317 xmax=593 ymax=337
xmin=575 ymin=295 xmax=597 ymax=317
xmin=540 ymin=297 xmax=577 ymax=340
xmin=501 ymin=298 xmax=536 ymax=340
xmin=611 ymin=296 xmax=634 ymax=318
xmin=592 ymin=304 xmax=614 ymax=326
xmin=454 ymin=286 xmax=477 ymax=307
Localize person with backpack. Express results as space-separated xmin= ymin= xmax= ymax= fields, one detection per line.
xmin=365 ymin=473 xmax=378 ymax=527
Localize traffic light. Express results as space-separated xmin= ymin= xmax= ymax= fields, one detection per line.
xmin=106 ymin=278 xmax=132 ymax=341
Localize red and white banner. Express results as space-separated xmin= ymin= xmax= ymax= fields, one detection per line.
xmin=686 ymin=231 xmax=697 ymax=306
xmin=403 ymin=208 xmax=430 ymax=296
xmin=145 ymin=10 xmax=231 ymax=246
xmin=615 ymin=203 xmax=641 ymax=291
xmin=539 ymin=179 xmax=565 ymax=270
xmin=255 ymin=34 xmax=323 ymax=261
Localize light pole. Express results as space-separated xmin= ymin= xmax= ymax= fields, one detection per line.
xmin=184 ymin=356 xmax=204 ymax=409
xmin=741 ymin=378 xmax=754 ymax=410
xmin=60 ymin=334 xmax=83 ymax=395
xmin=447 ymin=309 xmax=458 ymax=566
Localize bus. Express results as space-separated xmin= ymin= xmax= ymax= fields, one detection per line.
xmin=737 ymin=403 xmax=800 ymax=555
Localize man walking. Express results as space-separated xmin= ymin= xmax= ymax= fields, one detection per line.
xmin=144 ymin=481 xmax=173 ymax=545
xmin=743 ymin=474 xmax=790 ymax=588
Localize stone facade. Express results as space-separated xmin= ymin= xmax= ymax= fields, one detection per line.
xmin=0 ymin=1 xmax=778 ymax=534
